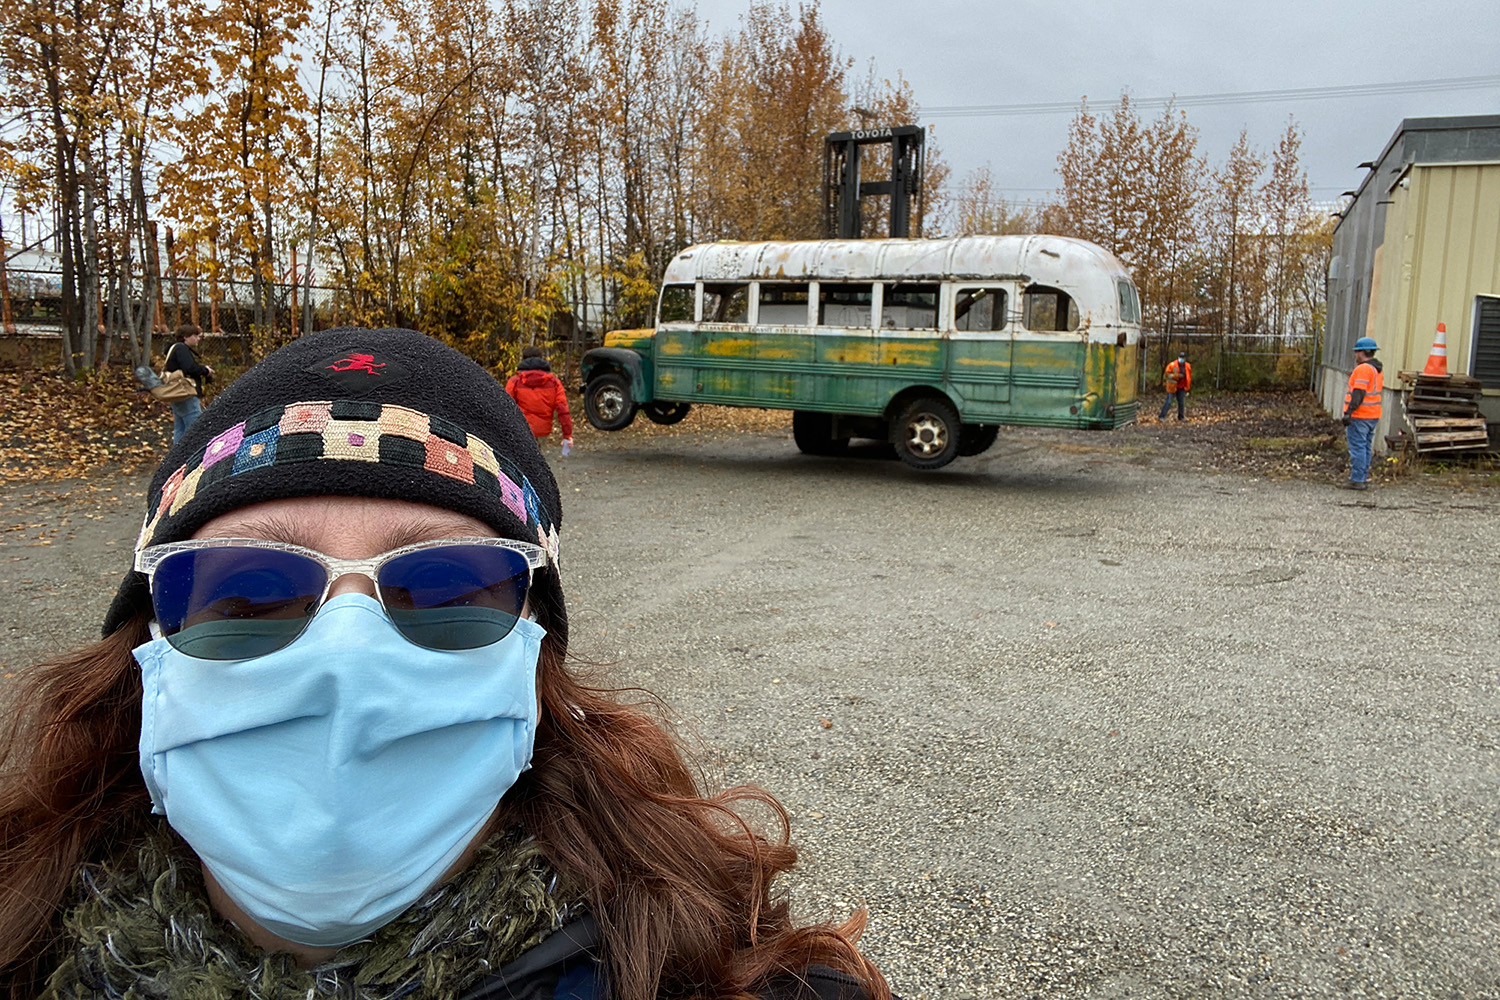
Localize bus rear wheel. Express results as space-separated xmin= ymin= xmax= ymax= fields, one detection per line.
xmin=643 ymin=401 xmax=692 ymax=425
xmin=891 ymin=397 xmax=960 ymax=470
xmin=958 ymin=423 xmax=999 ymax=457
xmin=584 ymin=373 xmax=638 ymax=431
xmin=792 ymin=411 xmax=849 ymax=456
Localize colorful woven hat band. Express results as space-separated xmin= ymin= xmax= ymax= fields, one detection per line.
xmin=134 ymin=399 xmax=559 ymax=562
xmin=104 ymin=328 xmax=564 ymax=639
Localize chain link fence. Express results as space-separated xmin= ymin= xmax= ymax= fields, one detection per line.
xmin=1140 ymin=330 xmax=1317 ymax=394
xmin=3 ymin=268 xmax=349 ymax=335
xmin=6 ymin=266 xmax=1322 ymax=392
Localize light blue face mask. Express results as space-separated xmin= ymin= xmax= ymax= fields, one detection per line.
xmin=133 ymin=592 xmax=544 ymax=948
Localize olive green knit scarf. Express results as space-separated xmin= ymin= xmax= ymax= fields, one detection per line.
xmin=44 ymin=825 xmax=584 ymax=1000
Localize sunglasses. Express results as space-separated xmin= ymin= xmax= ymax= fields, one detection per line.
xmin=134 ymin=537 xmax=549 ymax=660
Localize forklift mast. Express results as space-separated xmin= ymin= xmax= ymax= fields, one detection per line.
xmin=824 ymin=125 xmax=926 ymax=239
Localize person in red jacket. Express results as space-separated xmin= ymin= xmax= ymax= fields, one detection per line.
xmin=505 ymin=345 xmax=574 ymax=453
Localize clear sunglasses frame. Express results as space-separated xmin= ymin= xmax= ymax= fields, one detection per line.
xmin=135 ymin=535 xmax=549 ymax=631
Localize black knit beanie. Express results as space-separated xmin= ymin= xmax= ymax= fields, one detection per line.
xmin=103 ymin=328 xmax=564 ymax=642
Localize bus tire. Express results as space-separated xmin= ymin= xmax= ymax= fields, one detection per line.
xmin=584 ymin=373 xmax=638 ymax=431
xmin=792 ymin=411 xmax=849 ymax=457
xmin=643 ymin=401 xmax=692 ymax=425
xmin=957 ymin=423 xmax=999 ymax=457
xmin=891 ymin=396 xmax=960 ymax=470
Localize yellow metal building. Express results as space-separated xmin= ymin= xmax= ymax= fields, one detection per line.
xmin=1321 ymin=115 xmax=1500 ymax=440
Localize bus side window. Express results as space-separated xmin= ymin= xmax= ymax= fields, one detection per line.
xmin=758 ymin=282 xmax=811 ymax=326
xmin=883 ymin=282 xmax=939 ymax=330
xmin=954 ymin=287 xmax=1008 ymax=332
xmin=1023 ymin=285 xmax=1080 ymax=332
xmin=659 ymin=284 xmax=695 ymax=323
xmin=703 ymin=283 xmax=750 ymax=324
xmin=1116 ymin=280 xmax=1140 ymax=324
xmin=818 ymin=283 xmax=873 ymax=327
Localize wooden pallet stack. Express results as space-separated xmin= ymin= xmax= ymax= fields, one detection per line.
xmin=1397 ymin=371 xmax=1490 ymax=454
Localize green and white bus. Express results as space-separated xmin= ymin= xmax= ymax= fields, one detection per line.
xmin=580 ymin=234 xmax=1142 ymax=469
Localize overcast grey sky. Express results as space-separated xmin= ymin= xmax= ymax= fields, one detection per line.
xmin=694 ymin=0 xmax=1500 ymax=209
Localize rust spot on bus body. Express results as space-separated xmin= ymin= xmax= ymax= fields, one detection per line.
xmin=704 ymin=337 xmax=757 ymax=358
xmin=952 ymin=354 xmax=1010 ymax=369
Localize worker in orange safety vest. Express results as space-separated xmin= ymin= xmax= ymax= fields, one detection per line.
xmin=1338 ymin=336 xmax=1383 ymax=491
xmin=1158 ymin=353 xmax=1192 ymax=421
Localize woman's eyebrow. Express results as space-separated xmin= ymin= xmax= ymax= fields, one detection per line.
xmin=377 ymin=519 xmax=493 ymax=551
xmin=197 ymin=513 xmax=304 ymax=544
xmin=198 ymin=515 xmax=491 ymax=550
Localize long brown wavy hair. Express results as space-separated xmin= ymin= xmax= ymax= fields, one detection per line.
xmin=0 ymin=570 xmax=890 ymax=1000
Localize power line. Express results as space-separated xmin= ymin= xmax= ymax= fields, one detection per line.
xmin=986 ymin=184 xmax=1352 ymax=193
xmin=924 ymin=75 xmax=1500 ymax=119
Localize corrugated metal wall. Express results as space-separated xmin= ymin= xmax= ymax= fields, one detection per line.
xmin=1395 ymin=164 xmax=1500 ymax=376
xmin=1321 ymin=118 xmax=1500 ymax=429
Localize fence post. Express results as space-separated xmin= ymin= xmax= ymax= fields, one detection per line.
xmin=290 ymin=243 xmax=299 ymax=337
xmin=190 ymin=243 xmax=201 ymax=328
xmin=0 ymin=237 xmax=16 ymax=335
xmin=210 ymin=236 xmax=221 ymax=334
xmin=166 ymin=226 xmax=182 ymax=329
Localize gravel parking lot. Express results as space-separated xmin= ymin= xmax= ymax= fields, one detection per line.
xmin=3 ymin=414 xmax=1498 ymax=999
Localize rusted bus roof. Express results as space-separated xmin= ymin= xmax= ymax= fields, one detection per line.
xmin=663 ymin=235 xmax=1132 ymax=293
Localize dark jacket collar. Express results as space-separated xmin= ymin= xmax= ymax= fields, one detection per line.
xmin=456 ymin=914 xmax=878 ymax=1000
xmin=458 ymin=913 xmax=601 ymax=1000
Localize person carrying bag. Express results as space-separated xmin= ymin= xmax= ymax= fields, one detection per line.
xmin=155 ymin=324 xmax=215 ymax=444
xmin=146 ymin=366 xmax=198 ymax=402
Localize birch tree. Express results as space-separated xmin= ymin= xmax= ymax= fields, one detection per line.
xmin=1205 ymin=130 xmax=1266 ymax=338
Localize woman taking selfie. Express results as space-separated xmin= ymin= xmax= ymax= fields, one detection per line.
xmin=0 ymin=328 xmax=891 ymax=1000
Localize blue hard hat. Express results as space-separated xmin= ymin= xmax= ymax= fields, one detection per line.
xmin=1354 ymin=337 xmax=1378 ymax=352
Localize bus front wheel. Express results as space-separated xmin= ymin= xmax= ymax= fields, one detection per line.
xmin=891 ymin=397 xmax=960 ymax=470
xmin=584 ymin=374 xmax=638 ymax=431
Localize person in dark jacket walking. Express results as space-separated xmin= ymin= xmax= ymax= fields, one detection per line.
xmin=506 ymin=345 xmax=574 ymax=454
xmin=0 ymin=329 xmax=890 ymax=1000
xmin=163 ymin=323 xmax=215 ymax=444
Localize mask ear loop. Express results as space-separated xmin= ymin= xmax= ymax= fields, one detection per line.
xmin=148 ymin=619 xmax=165 ymax=641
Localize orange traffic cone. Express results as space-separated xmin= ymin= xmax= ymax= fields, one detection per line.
xmin=1422 ymin=323 xmax=1449 ymax=377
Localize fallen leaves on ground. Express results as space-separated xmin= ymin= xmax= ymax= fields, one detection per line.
xmin=0 ymin=374 xmax=1465 ymax=489
xmin=0 ymin=368 xmax=170 ymax=484
xmin=1129 ymin=391 xmax=1351 ymax=480
xmin=570 ymin=401 xmax=791 ymax=444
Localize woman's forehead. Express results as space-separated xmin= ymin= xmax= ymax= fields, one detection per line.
xmin=193 ymin=496 xmax=498 ymax=554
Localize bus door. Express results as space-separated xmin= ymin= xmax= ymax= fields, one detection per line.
xmin=1112 ymin=279 xmax=1143 ymax=419
xmin=655 ymin=281 xmax=752 ymax=403
xmin=945 ymin=284 xmax=1014 ymax=416
xmin=1015 ymin=283 xmax=1087 ymax=419
xmin=645 ymin=283 xmax=696 ymax=401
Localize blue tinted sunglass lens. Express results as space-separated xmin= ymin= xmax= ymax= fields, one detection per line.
xmin=378 ymin=545 xmax=530 ymax=650
xmin=152 ymin=547 xmax=327 ymax=660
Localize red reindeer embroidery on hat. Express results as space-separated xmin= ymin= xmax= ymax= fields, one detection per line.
xmin=326 ymin=354 xmax=386 ymax=374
